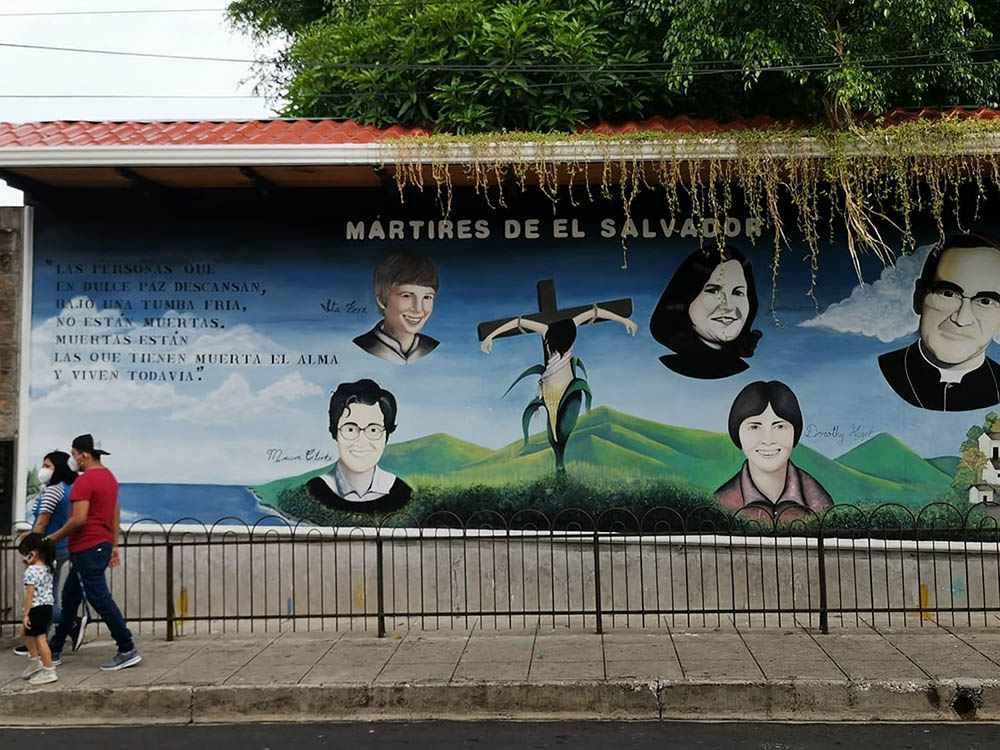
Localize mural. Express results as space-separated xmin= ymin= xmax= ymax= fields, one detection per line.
xmin=715 ymin=380 xmax=833 ymax=521
xmin=479 ymin=279 xmax=637 ymax=473
xmin=649 ymin=246 xmax=761 ymax=379
xmin=353 ymin=252 xmax=440 ymax=365
xmin=18 ymin=194 xmax=1000 ymax=526
xmin=305 ymin=379 xmax=412 ymax=513
xmin=877 ymin=233 xmax=1000 ymax=411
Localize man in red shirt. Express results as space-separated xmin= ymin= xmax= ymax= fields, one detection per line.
xmin=46 ymin=435 xmax=141 ymax=671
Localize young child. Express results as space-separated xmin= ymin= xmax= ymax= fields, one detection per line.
xmin=19 ymin=533 xmax=58 ymax=684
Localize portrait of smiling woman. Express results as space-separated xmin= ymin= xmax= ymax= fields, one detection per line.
xmin=306 ymin=379 xmax=412 ymax=514
xmin=649 ymin=246 xmax=762 ymax=379
xmin=715 ymin=380 xmax=833 ymax=522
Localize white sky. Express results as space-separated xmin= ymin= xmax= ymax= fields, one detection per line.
xmin=0 ymin=0 xmax=277 ymax=205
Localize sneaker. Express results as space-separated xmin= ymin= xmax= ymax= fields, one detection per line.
xmin=71 ymin=611 xmax=88 ymax=652
xmin=28 ymin=667 xmax=58 ymax=685
xmin=99 ymin=648 xmax=141 ymax=671
xmin=50 ymin=652 xmax=62 ymax=667
xmin=12 ymin=645 xmax=28 ymax=656
xmin=21 ymin=657 xmax=43 ymax=679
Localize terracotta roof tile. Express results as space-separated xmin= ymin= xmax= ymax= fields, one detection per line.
xmin=0 ymin=109 xmax=997 ymax=149
xmin=878 ymin=107 xmax=1000 ymax=125
xmin=0 ymin=119 xmax=431 ymax=148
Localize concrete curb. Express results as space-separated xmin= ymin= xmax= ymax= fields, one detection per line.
xmin=3 ymin=679 xmax=1000 ymax=726
xmin=0 ymin=685 xmax=192 ymax=725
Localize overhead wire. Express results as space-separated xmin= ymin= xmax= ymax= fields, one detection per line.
xmin=1 ymin=39 xmax=999 ymax=74
xmin=0 ymin=32 xmax=995 ymax=118
xmin=3 ymin=58 xmax=999 ymax=103
xmin=0 ymin=7 xmax=227 ymax=16
xmin=0 ymin=1 xmax=481 ymax=16
xmin=0 ymin=54 xmax=996 ymax=100
xmin=0 ymin=7 xmax=997 ymax=123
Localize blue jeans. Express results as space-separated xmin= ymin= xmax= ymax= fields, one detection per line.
xmin=52 ymin=546 xmax=70 ymax=622
xmin=50 ymin=543 xmax=134 ymax=655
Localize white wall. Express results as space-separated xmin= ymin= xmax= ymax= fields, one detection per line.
xmin=0 ymin=183 xmax=24 ymax=207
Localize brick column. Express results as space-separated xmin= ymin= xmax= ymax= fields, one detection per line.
xmin=0 ymin=206 xmax=26 ymax=535
xmin=0 ymin=207 xmax=24 ymax=634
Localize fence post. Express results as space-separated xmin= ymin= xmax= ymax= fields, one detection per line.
xmin=375 ymin=530 xmax=386 ymax=638
xmin=165 ymin=543 xmax=175 ymax=642
xmin=817 ymin=531 xmax=829 ymax=635
xmin=592 ymin=529 xmax=603 ymax=635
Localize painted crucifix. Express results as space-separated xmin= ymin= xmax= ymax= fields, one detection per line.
xmin=478 ymin=280 xmax=637 ymax=473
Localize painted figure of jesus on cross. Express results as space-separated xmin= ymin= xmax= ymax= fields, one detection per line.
xmin=478 ymin=280 xmax=637 ymax=473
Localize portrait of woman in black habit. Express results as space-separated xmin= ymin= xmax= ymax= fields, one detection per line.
xmin=649 ymin=245 xmax=763 ymax=379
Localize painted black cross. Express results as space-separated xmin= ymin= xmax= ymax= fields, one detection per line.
xmin=477 ymin=279 xmax=633 ymax=357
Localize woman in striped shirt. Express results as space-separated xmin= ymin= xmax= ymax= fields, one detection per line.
xmin=13 ymin=452 xmax=77 ymax=656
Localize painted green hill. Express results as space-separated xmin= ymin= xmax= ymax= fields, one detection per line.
xmin=253 ymin=406 xmax=952 ymax=510
xmin=379 ymin=432 xmax=494 ymax=477
xmin=927 ymin=455 xmax=961 ymax=477
xmin=793 ymin=444 xmax=943 ymax=507
xmin=835 ymin=433 xmax=952 ymax=488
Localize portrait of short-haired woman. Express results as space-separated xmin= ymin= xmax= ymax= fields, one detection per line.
xmin=306 ymin=379 xmax=412 ymax=514
xmin=354 ymin=252 xmax=440 ymax=365
xmin=715 ymin=380 xmax=833 ymax=522
xmin=649 ymin=246 xmax=762 ymax=379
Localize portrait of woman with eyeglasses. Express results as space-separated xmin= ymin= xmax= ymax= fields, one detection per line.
xmin=305 ymin=379 xmax=413 ymax=513
xmin=878 ymin=233 xmax=1000 ymax=411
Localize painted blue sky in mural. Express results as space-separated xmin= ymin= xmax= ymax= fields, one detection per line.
xmin=24 ymin=210 xmax=998 ymax=484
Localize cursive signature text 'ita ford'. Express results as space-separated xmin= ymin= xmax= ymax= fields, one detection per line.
xmin=320 ymin=299 xmax=367 ymax=314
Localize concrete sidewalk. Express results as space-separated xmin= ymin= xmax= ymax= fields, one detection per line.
xmin=3 ymin=620 xmax=1000 ymax=725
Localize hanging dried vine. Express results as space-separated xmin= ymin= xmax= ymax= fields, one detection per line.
xmin=381 ymin=119 xmax=1000 ymax=285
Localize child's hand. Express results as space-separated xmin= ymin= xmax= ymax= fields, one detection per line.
xmin=22 ymin=613 xmax=30 ymax=630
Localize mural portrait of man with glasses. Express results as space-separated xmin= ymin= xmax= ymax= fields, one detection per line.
xmin=879 ymin=233 xmax=1000 ymax=411
xmin=306 ymin=379 xmax=413 ymax=512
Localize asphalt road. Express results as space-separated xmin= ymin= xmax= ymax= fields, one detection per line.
xmin=2 ymin=722 xmax=999 ymax=749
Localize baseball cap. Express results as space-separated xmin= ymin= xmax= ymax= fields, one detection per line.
xmin=71 ymin=434 xmax=110 ymax=457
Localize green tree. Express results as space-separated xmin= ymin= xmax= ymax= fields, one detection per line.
xmin=229 ymin=0 xmax=1000 ymax=132
xmin=950 ymin=466 xmax=978 ymax=503
xmin=227 ymin=0 xmax=328 ymax=36
xmin=229 ymin=0 xmax=670 ymax=132
xmin=961 ymin=424 xmax=986 ymax=451
xmin=25 ymin=466 xmax=40 ymax=498
xmin=952 ymin=415 xmax=998 ymax=501
xmin=632 ymin=0 xmax=1000 ymax=125
xmin=959 ymin=446 xmax=989 ymax=474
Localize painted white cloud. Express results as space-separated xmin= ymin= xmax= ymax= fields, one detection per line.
xmin=168 ymin=371 xmax=323 ymax=426
xmin=179 ymin=323 xmax=289 ymax=357
xmin=799 ymin=244 xmax=933 ymax=342
xmin=32 ymin=379 xmax=196 ymax=413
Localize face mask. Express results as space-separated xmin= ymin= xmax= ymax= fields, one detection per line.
xmin=68 ymin=455 xmax=79 ymax=472
xmin=21 ymin=553 xmax=35 ymax=565
xmin=37 ymin=467 xmax=53 ymax=485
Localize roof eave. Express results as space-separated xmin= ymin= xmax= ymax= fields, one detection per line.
xmin=2 ymin=133 xmax=1000 ymax=169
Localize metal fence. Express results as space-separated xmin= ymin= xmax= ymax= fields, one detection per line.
xmin=3 ymin=502 xmax=1000 ymax=640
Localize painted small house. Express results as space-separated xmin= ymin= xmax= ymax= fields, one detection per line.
xmin=970 ymin=484 xmax=996 ymax=505
xmin=977 ymin=432 xmax=1000 ymax=485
